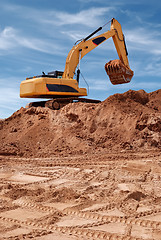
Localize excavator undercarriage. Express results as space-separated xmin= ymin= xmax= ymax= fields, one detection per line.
xmin=27 ymin=97 xmax=101 ymax=110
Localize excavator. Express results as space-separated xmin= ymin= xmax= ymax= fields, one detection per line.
xmin=20 ymin=18 xmax=134 ymax=110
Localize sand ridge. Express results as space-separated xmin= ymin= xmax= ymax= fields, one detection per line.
xmin=0 ymin=89 xmax=161 ymax=157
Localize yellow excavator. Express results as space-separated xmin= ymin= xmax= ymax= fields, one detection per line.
xmin=20 ymin=18 xmax=134 ymax=109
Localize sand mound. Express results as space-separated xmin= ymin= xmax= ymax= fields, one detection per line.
xmin=0 ymin=89 xmax=161 ymax=157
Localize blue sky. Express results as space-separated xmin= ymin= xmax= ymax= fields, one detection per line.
xmin=0 ymin=0 xmax=161 ymax=118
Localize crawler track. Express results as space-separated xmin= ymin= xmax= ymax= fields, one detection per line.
xmin=28 ymin=97 xmax=101 ymax=110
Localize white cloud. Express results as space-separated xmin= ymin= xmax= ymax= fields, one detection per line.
xmin=0 ymin=5 xmax=115 ymax=56
xmin=126 ymin=27 xmax=161 ymax=56
xmin=0 ymin=27 xmax=17 ymax=51
xmin=139 ymin=61 xmax=161 ymax=77
xmin=61 ymin=31 xmax=84 ymax=41
xmin=0 ymin=26 xmax=67 ymax=56
xmin=2 ymin=3 xmax=114 ymax=28
xmin=53 ymin=7 xmax=112 ymax=27
xmin=38 ymin=7 xmax=114 ymax=31
xmin=18 ymin=37 xmax=66 ymax=55
xmin=87 ymin=77 xmax=161 ymax=92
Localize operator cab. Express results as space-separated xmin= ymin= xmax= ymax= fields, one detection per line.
xmin=26 ymin=70 xmax=63 ymax=80
xmin=47 ymin=71 xmax=63 ymax=78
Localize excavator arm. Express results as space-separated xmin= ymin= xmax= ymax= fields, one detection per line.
xmin=63 ymin=18 xmax=133 ymax=85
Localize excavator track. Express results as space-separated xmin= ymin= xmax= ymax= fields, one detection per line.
xmin=27 ymin=97 xmax=101 ymax=110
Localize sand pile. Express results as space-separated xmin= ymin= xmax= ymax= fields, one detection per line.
xmin=0 ymin=89 xmax=161 ymax=157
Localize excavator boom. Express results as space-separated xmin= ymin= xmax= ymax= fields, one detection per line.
xmin=63 ymin=18 xmax=133 ymax=84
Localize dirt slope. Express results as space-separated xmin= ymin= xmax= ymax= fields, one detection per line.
xmin=0 ymin=89 xmax=161 ymax=157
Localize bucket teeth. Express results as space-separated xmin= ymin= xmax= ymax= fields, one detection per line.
xmin=107 ymin=63 xmax=121 ymax=74
xmin=105 ymin=59 xmax=134 ymax=85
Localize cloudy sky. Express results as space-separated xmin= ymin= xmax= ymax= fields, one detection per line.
xmin=0 ymin=0 xmax=161 ymax=118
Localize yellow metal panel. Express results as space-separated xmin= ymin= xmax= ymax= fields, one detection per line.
xmin=20 ymin=77 xmax=87 ymax=98
xmin=20 ymin=81 xmax=34 ymax=98
xmin=35 ymin=78 xmax=46 ymax=94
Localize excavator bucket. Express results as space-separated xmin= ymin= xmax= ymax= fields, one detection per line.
xmin=105 ymin=59 xmax=134 ymax=85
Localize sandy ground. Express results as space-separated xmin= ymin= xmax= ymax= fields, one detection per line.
xmin=0 ymin=151 xmax=161 ymax=240
xmin=0 ymin=89 xmax=161 ymax=239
